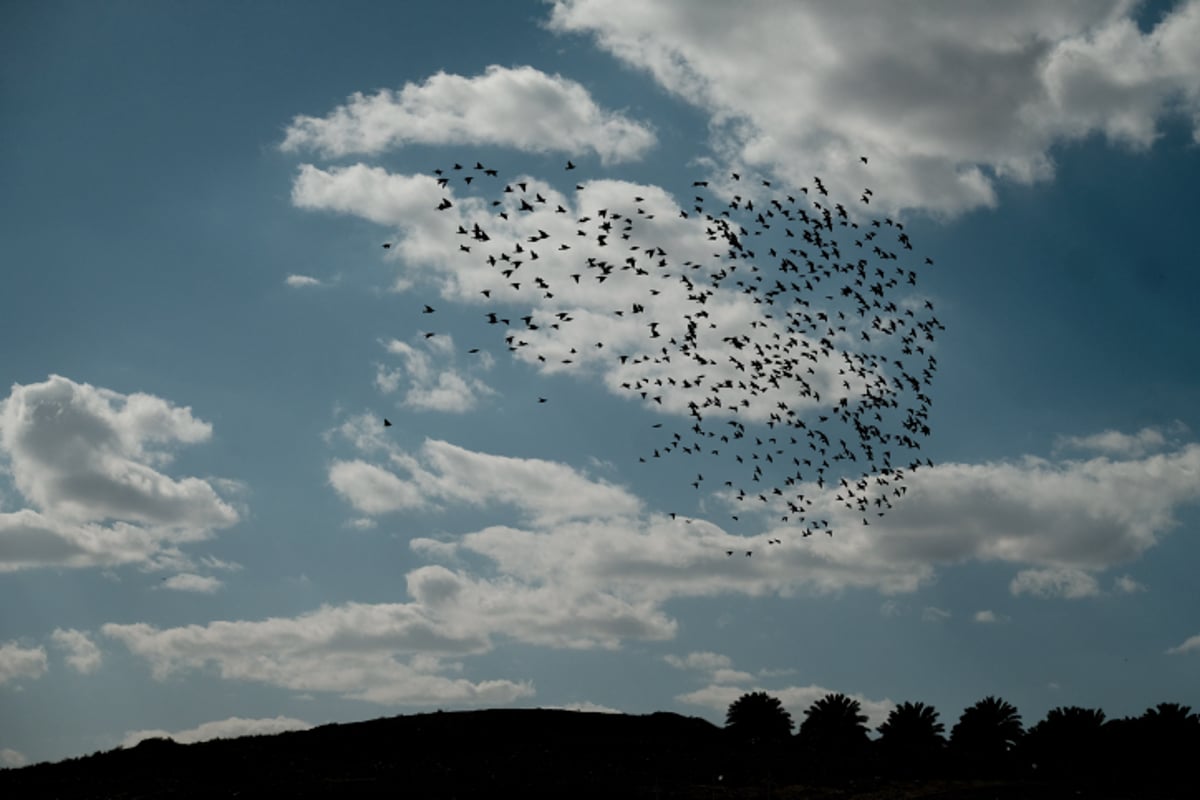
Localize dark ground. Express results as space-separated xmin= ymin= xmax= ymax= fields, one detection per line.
xmin=0 ymin=709 xmax=1186 ymax=798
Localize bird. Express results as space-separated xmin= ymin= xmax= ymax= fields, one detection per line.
xmin=425 ymin=158 xmax=943 ymax=546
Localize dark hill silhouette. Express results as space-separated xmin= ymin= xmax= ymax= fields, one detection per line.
xmin=2 ymin=709 xmax=729 ymax=799
xmin=2 ymin=705 xmax=1195 ymax=798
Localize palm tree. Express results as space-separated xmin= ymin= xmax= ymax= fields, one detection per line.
xmin=876 ymin=701 xmax=945 ymax=776
xmin=1135 ymin=702 xmax=1200 ymax=783
xmin=1021 ymin=706 xmax=1104 ymax=779
xmin=795 ymin=693 xmax=870 ymax=775
xmin=725 ymin=691 xmax=794 ymax=745
xmin=949 ymin=696 xmax=1023 ymax=776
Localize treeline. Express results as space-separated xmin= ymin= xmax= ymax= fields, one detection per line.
xmin=723 ymin=690 xmax=1199 ymax=792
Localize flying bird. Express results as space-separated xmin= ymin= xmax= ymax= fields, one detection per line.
xmin=426 ymin=159 xmax=943 ymax=546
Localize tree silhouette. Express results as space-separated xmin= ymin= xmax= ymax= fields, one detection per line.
xmin=1134 ymin=702 xmax=1200 ymax=784
xmin=724 ymin=691 xmax=794 ymax=745
xmin=876 ymin=701 xmax=945 ymax=776
xmin=1020 ymin=705 xmax=1104 ymax=779
xmin=795 ymin=693 xmax=870 ymax=775
xmin=949 ymin=696 xmax=1023 ymax=776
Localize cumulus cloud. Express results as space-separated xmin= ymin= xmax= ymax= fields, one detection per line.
xmin=50 ymin=628 xmax=102 ymax=673
xmin=0 ymin=376 xmax=239 ymax=571
xmin=390 ymin=434 xmax=1200 ymax=631
xmin=281 ymin=65 xmax=655 ymax=163
xmin=0 ymin=641 xmax=47 ymax=685
xmin=547 ymin=0 xmax=1200 ymax=216
xmin=110 ymin=423 xmax=1200 ymax=704
xmin=121 ymin=716 xmax=313 ymax=748
xmin=0 ymin=748 xmax=27 ymax=768
xmin=973 ymin=610 xmax=1004 ymax=624
xmin=285 ymin=274 xmax=323 ymax=288
xmin=825 ymin=442 xmax=1200 ymax=582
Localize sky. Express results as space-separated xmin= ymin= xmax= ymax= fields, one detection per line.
xmin=2 ymin=0 xmax=1200 ymax=767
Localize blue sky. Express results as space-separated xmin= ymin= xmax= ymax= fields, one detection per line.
xmin=3 ymin=0 xmax=1200 ymax=766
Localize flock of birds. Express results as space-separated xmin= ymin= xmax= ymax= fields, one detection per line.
xmin=382 ymin=158 xmax=942 ymax=546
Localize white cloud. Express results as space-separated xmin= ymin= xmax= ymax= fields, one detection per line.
xmin=1010 ymin=566 xmax=1101 ymax=599
xmin=663 ymin=651 xmax=754 ymax=683
xmin=281 ymin=65 xmax=655 ymax=163
xmin=1054 ymin=425 xmax=1182 ymax=458
xmin=108 ymin=420 xmax=1200 ymax=704
xmin=677 ymin=682 xmax=894 ymax=731
xmin=102 ymin=602 xmax=533 ymax=707
xmin=922 ymin=606 xmax=951 ymax=623
xmin=0 ymin=748 xmax=27 ymax=768
xmin=329 ymin=459 xmax=428 ymax=515
xmin=0 ymin=641 xmax=47 ymax=685
xmin=332 ymin=438 xmax=641 ymax=526
xmin=1113 ymin=573 xmax=1146 ymax=593
xmin=664 ymin=651 xmax=733 ymax=672
xmin=289 ymin=163 xmax=922 ymax=457
xmin=838 ymin=443 xmax=1200 ymax=577
xmin=0 ymin=376 xmax=239 ymax=571
xmin=121 ymin=716 xmax=313 ymax=748
xmin=285 ymin=274 xmax=323 ymax=288
xmin=378 ymin=337 xmax=494 ymax=413
xmin=545 ymin=701 xmax=623 ymax=714
xmin=973 ymin=610 xmax=1003 ymax=624
xmin=1166 ymin=634 xmax=1200 ymax=655
xmin=547 ymin=0 xmax=1200 ymax=216
xmin=50 ymin=628 xmax=102 ymax=673
xmin=161 ymin=573 xmax=223 ymax=593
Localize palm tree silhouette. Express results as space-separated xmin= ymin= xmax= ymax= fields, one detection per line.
xmin=876 ymin=701 xmax=945 ymax=776
xmin=950 ymin=696 xmax=1023 ymax=777
xmin=1021 ymin=705 xmax=1104 ymax=779
xmin=1134 ymin=702 xmax=1200 ymax=784
xmin=796 ymin=693 xmax=870 ymax=775
xmin=724 ymin=691 xmax=794 ymax=745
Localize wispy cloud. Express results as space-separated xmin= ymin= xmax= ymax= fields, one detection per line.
xmin=161 ymin=573 xmax=223 ymax=594
xmin=377 ymin=336 xmax=495 ymax=413
xmin=1010 ymin=566 xmax=1101 ymax=599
